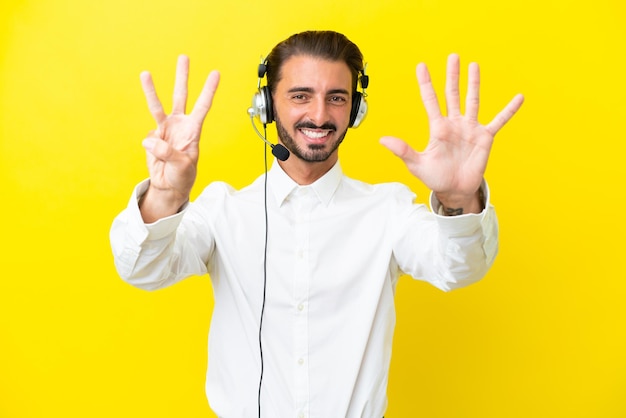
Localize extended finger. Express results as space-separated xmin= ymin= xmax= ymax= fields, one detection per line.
xmin=445 ymin=54 xmax=461 ymax=117
xmin=140 ymin=71 xmax=166 ymax=124
xmin=465 ymin=62 xmax=480 ymax=120
xmin=486 ymin=93 xmax=525 ymax=135
xmin=416 ymin=63 xmax=442 ymax=120
xmin=191 ymin=70 xmax=221 ymax=122
xmin=380 ymin=136 xmax=420 ymax=166
xmin=172 ymin=55 xmax=189 ymax=114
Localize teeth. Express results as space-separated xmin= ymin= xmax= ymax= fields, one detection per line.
xmin=301 ymin=129 xmax=331 ymax=139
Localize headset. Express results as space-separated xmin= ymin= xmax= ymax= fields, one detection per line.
xmin=247 ymin=57 xmax=370 ymax=157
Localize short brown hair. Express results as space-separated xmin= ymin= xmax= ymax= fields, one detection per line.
xmin=265 ymin=31 xmax=364 ymax=94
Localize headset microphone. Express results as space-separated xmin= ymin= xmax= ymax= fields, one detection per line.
xmin=270 ymin=143 xmax=290 ymax=161
xmin=247 ymin=107 xmax=290 ymax=161
xmin=246 ymin=58 xmax=290 ymax=162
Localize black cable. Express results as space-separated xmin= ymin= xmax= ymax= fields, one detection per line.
xmin=258 ymin=124 xmax=269 ymax=418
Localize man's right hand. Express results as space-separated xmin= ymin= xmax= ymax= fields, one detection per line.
xmin=138 ymin=55 xmax=220 ymax=223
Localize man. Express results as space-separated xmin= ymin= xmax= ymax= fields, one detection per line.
xmin=110 ymin=31 xmax=523 ymax=418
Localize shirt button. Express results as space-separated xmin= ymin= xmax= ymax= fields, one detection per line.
xmin=297 ymin=303 xmax=304 ymax=311
xmin=298 ymin=358 xmax=304 ymax=365
xmin=298 ymin=413 xmax=305 ymax=418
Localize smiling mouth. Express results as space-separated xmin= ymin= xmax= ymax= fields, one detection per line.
xmin=300 ymin=128 xmax=334 ymax=140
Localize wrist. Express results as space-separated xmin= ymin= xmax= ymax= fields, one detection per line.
xmin=435 ymin=187 xmax=485 ymax=216
xmin=139 ymin=185 xmax=189 ymax=223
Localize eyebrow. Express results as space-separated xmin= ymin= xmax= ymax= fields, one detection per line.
xmin=287 ymin=87 xmax=350 ymax=95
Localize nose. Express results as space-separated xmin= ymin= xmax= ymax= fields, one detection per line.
xmin=307 ymin=97 xmax=330 ymax=125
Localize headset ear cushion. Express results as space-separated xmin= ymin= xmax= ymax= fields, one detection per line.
xmin=261 ymin=86 xmax=274 ymax=124
xmin=349 ymin=92 xmax=367 ymax=128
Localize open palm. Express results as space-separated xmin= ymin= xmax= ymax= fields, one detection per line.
xmin=381 ymin=54 xmax=523 ymax=208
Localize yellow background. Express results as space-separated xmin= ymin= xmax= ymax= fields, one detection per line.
xmin=1 ymin=0 xmax=625 ymax=416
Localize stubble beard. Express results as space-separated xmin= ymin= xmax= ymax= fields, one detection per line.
xmin=275 ymin=115 xmax=348 ymax=163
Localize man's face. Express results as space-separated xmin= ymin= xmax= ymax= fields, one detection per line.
xmin=272 ymin=55 xmax=353 ymax=163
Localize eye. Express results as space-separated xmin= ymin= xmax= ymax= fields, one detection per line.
xmin=328 ymin=95 xmax=348 ymax=104
xmin=291 ymin=94 xmax=309 ymax=103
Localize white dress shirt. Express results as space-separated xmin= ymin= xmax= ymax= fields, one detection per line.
xmin=110 ymin=161 xmax=498 ymax=418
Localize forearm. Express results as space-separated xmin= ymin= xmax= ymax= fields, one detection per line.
xmin=427 ymin=181 xmax=498 ymax=290
xmin=110 ymin=181 xmax=208 ymax=290
xmin=432 ymin=206 xmax=498 ymax=291
xmin=391 ymin=181 xmax=497 ymax=292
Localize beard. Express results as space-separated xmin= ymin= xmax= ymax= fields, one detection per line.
xmin=275 ymin=115 xmax=348 ymax=163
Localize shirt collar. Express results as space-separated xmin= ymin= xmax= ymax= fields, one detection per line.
xmin=268 ymin=160 xmax=343 ymax=207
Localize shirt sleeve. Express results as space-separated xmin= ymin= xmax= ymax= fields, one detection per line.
xmin=392 ymin=181 xmax=498 ymax=292
xmin=109 ymin=180 xmax=213 ymax=291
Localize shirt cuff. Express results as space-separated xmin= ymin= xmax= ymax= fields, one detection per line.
xmin=429 ymin=180 xmax=490 ymax=219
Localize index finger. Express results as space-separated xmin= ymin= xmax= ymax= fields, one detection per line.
xmin=190 ymin=70 xmax=221 ymax=122
xmin=416 ymin=63 xmax=442 ymax=120
xmin=140 ymin=71 xmax=166 ymax=124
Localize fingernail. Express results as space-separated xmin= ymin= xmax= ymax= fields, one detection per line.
xmin=142 ymin=137 xmax=156 ymax=151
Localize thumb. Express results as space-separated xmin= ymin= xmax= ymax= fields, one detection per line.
xmin=379 ymin=136 xmax=418 ymax=164
xmin=142 ymin=135 xmax=182 ymax=163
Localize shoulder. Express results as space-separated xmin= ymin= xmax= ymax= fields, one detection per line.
xmin=339 ymin=175 xmax=417 ymax=203
xmin=192 ymin=175 xmax=266 ymax=209
xmin=196 ymin=181 xmax=236 ymax=201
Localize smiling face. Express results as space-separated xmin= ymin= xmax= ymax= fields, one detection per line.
xmin=272 ymin=55 xmax=353 ymax=167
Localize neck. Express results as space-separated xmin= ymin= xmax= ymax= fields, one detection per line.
xmin=277 ymin=154 xmax=338 ymax=185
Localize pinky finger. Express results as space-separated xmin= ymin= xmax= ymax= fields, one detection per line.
xmin=486 ymin=93 xmax=525 ymax=135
